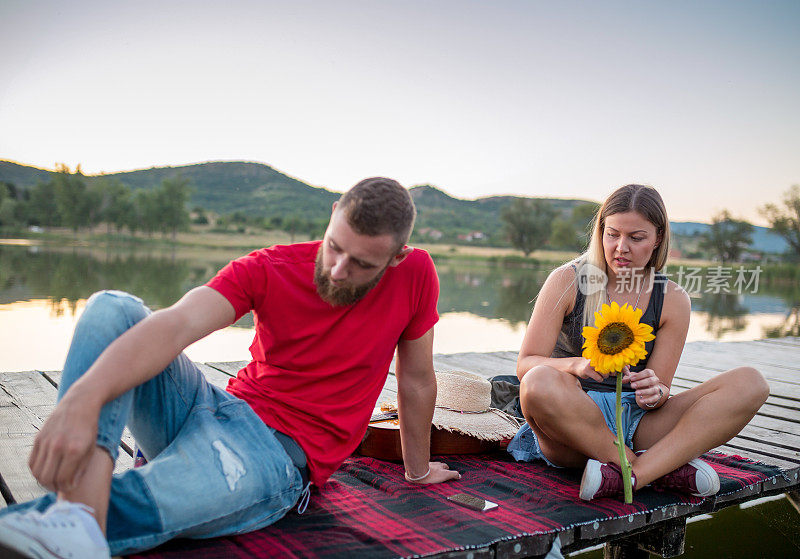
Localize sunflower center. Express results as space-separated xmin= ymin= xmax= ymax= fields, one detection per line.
xmin=597 ymin=322 xmax=635 ymax=354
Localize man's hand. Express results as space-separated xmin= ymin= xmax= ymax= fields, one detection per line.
xmin=405 ymin=461 xmax=461 ymax=485
xmin=28 ymin=391 xmax=102 ymax=492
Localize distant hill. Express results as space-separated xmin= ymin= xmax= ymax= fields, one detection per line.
xmin=0 ymin=159 xmax=789 ymax=253
xmin=0 ymin=160 xmax=341 ymax=222
xmin=670 ymin=221 xmax=788 ymax=255
xmin=410 ymin=184 xmax=595 ymax=243
xmin=0 ymin=161 xmax=53 ymax=188
xmin=0 ymin=160 xmax=598 ymax=244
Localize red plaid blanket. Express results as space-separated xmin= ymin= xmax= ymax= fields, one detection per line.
xmin=129 ymin=452 xmax=784 ymax=559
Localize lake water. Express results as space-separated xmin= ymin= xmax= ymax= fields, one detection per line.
xmin=1 ymin=242 xmax=799 ymax=556
xmin=0 ymin=242 xmax=797 ymax=370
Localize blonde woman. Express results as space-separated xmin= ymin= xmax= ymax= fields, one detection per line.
xmin=508 ymin=184 xmax=769 ymax=500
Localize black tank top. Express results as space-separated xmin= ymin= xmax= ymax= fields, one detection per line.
xmin=550 ymin=266 xmax=665 ymax=393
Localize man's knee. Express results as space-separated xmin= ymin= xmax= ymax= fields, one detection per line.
xmin=83 ymin=290 xmax=150 ymax=324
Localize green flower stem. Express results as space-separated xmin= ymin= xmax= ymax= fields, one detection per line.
xmin=615 ymin=371 xmax=633 ymax=503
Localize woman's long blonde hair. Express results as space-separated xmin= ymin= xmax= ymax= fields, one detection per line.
xmin=579 ymin=184 xmax=670 ymax=327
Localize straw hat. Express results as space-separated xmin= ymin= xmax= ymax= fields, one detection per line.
xmin=384 ymin=370 xmax=521 ymax=442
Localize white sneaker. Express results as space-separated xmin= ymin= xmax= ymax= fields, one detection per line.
xmin=0 ymin=500 xmax=110 ymax=559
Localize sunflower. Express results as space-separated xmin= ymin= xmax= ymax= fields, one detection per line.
xmin=581 ymin=302 xmax=656 ymax=376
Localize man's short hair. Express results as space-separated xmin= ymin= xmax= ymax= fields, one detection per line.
xmin=337 ymin=177 xmax=416 ymax=252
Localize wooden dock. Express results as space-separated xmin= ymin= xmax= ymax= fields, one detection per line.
xmin=1 ymin=338 xmax=799 ymax=558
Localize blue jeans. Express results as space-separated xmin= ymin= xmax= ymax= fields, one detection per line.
xmin=508 ymin=391 xmax=646 ymax=467
xmin=0 ymin=291 xmax=303 ymax=556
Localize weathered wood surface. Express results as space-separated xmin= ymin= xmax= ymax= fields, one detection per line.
xmin=1 ymin=338 xmax=799 ymax=559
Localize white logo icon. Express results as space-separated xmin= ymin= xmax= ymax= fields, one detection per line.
xmin=576 ymin=262 xmax=607 ymax=296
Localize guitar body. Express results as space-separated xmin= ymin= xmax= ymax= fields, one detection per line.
xmin=356 ymin=421 xmax=504 ymax=462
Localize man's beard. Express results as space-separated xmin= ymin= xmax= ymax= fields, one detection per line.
xmin=314 ymin=249 xmax=388 ymax=306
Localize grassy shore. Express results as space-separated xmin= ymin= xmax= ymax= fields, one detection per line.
xmin=2 ymin=225 xmax=578 ymax=264
xmin=0 ymin=225 xmax=768 ymax=271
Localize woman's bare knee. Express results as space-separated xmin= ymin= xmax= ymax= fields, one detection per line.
xmin=520 ymin=366 xmax=575 ymax=419
xmin=733 ymin=366 xmax=769 ymax=409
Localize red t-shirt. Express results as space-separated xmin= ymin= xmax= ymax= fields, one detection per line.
xmin=205 ymin=241 xmax=439 ymax=485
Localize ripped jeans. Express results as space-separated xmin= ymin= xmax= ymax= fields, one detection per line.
xmin=0 ymin=291 xmax=304 ymax=556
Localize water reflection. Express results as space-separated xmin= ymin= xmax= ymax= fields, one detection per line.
xmin=1 ymin=244 xmax=798 ymax=352
xmin=765 ymin=306 xmax=800 ymax=338
xmin=760 ymin=282 xmax=800 ymax=338
xmin=0 ymin=245 xmax=219 ymax=311
xmin=693 ymin=292 xmax=749 ymax=338
xmin=436 ymin=262 xmax=546 ymax=325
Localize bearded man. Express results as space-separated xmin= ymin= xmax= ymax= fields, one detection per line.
xmin=0 ymin=177 xmax=459 ymax=559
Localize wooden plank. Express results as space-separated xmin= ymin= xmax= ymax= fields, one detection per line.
xmin=205 ymin=360 xmax=248 ymax=376
xmin=678 ymin=354 xmax=800 ymax=387
xmin=0 ymin=374 xmax=48 ymax=503
xmin=1 ymin=340 xmax=799 ymax=558
xmin=492 ymin=350 xmax=520 ymax=361
xmin=669 ymin=381 xmax=800 ymax=420
xmin=717 ymin=444 xmax=800 ymax=471
xmin=0 ymin=372 xmax=60 ymax=425
xmin=578 ymin=511 xmax=651 ymax=540
xmin=692 ymin=339 xmax=800 ymax=359
xmin=494 ymin=533 xmax=558 ymax=557
xmin=753 ymin=403 xmax=800 ymax=425
xmin=433 ymin=352 xmax=517 ymax=378
xmin=751 ymin=338 xmax=800 ymax=349
xmin=376 ymin=374 xmax=398 ymax=405
xmin=721 ymin=424 xmax=800 ymax=452
xmin=718 ymin=435 xmax=800 ymax=464
xmin=657 ymin=379 xmax=800 ymax=442
xmin=0 ymin=370 xmax=133 ymax=498
xmin=376 ymin=387 xmax=397 ymax=404
xmin=787 ymin=491 xmax=800 ymax=513
xmin=733 ymin=414 xmax=800 ymax=439
xmin=667 ymin=370 xmax=800 ymax=435
xmin=683 ymin=342 xmax=800 ymax=372
xmin=0 ymin=371 xmax=141 ymax=503
xmin=672 ymin=367 xmax=800 ymax=402
xmin=674 ymin=360 xmax=798 ymax=386
xmin=683 ymin=340 xmax=800 ymax=363
xmin=196 ymin=363 xmax=236 ymax=389
xmin=45 ymin=372 xmax=137 ymax=467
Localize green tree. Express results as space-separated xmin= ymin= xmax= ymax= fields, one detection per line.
xmin=761 ymin=185 xmax=800 ymax=259
xmin=547 ymin=202 xmax=599 ymax=251
xmin=307 ymin=217 xmax=328 ymax=240
xmin=156 ymin=176 xmax=192 ymax=240
xmin=133 ymin=189 xmax=160 ymax=236
xmin=29 ymin=181 xmax=60 ymax=227
xmin=0 ymin=185 xmax=16 ymax=227
xmin=83 ymin=181 xmax=104 ymax=230
xmin=53 ymin=164 xmax=90 ymax=232
xmin=548 ymin=218 xmax=581 ymax=251
xmin=501 ymin=198 xmax=556 ymax=257
xmin=283 ymin=215 xmax=304 ymax=243
xmin=571 ymin=202 xmax=599 ymax=249
xmin=96 ymin=178 xmax=131 ymax=233
xmin=700 ymin=210 xmax=753 ymax=264
xmin=191 ymin=206 xmax=209 ymax=225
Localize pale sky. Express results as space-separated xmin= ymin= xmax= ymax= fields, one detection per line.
xmin=1 ymin=1 xmax=798 ymax=224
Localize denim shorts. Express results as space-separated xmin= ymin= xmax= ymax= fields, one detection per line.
xmin=507 ymin=390 xmax=646 ymax=467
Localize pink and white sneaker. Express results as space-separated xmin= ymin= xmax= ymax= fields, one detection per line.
xmin=652 ymin=458 xmax=720 ymax=497
xmin=579 ymin=459 xmax=637 ymax=501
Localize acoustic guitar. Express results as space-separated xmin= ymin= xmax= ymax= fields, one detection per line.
xmin=355 ymin=410 xmax=507 ymax=462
